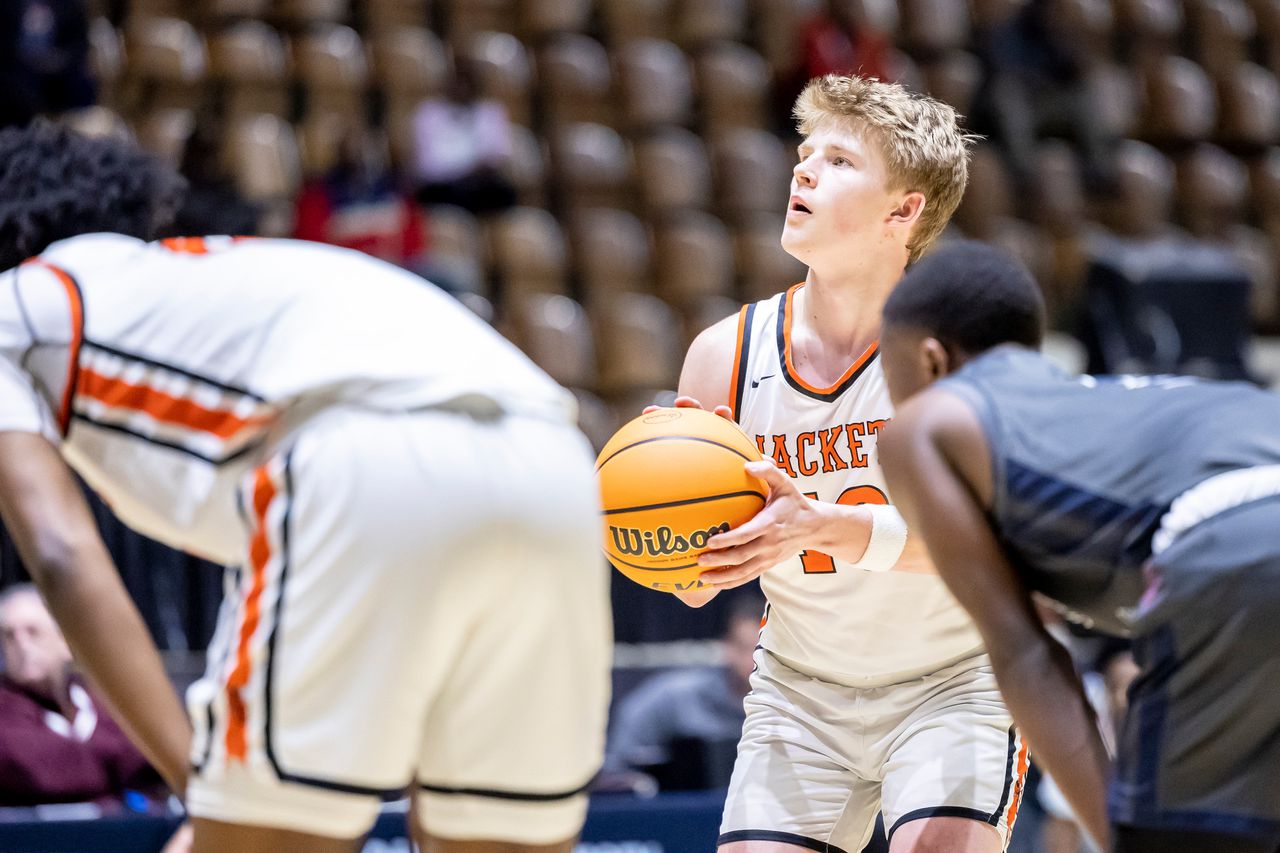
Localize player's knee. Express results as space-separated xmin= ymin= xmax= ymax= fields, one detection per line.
xmin=888 ymin=816 xmax=1001 ymax=853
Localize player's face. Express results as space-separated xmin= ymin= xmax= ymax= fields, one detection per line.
xmin=781 ymin=123 xmax=900 ymax=267
xmin=880 ymin=323 xmax=943 ymax=406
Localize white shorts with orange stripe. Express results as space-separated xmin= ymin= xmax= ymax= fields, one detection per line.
xmin=720 ymin=649 xmax=1025 ymax=852
xmin=184 ymin=404 xmax=612 ymax=841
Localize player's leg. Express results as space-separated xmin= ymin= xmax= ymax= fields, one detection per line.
xmin=411 ymin=412 xmax=610 ymax=848
xmin=185 ymin=411 xmax=467 ymax=846
xmin=190 ymin=817 xmax=363 ymax=853
xmin=877 ymin=655 xmax=1018 ymax=853
xmin=718 ymin=650 xmax=882 ymax=853
xmin=1113 ymin=495 xmax=1280 ymax=850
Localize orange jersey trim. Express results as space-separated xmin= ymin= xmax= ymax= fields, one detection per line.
xmin=1004 ymin=736 xmax=1030 ymax=829
xmin=781 ymin=284 xmax=878 ymax=396
xmin=728 ymin=304 xmax=751 ymax=419
xmin=23 ymin=260 xmax=85 ymax=436
xmin=77 ymin=368 xmax=269 ymax=440
xmin=160 ymin=237 xmax=210 ymax=254
xmin=225 ymin=466 xmax=278 ymax=762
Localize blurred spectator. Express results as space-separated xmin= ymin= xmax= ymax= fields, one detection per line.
xmin=601 ymin=594 xmax=763 ymax=792
xmin=970 ymin=0 xmax=1116 ymax=198
xmin=411 ymin=62 xmax=516 ymax=215
xmin=0 ymin=0 xmax=95 ymax=128
xmin=164 ymin=115 xmax=261 ymax=237
xmin=0 ymin=584 xmax=164 ymax=808
xmin=796 ymin=0 xmax=896 ymax=84
xmin=294 ymin=124 xmax=428 ymax=269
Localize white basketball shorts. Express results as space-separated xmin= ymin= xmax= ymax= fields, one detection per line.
xmin=184 ymin=404 xmax=612 ymax=842
xmin=720 ymin=649 xmax=1026 ymax=852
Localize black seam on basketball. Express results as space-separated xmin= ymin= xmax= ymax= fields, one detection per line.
xmin=602 ymin=551 xmax=700 ymax=572
xmin=595 ymin=434 xmax=757 ymax=471
xmin=602 ymin=489 xmax=767 ymax=515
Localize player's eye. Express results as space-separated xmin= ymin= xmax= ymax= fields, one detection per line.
xmin=832 ymin=157 xmax=851 ymax=167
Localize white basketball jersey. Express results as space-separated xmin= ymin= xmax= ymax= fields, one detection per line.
xmin=0 ymin=234 xmax=572 ymax=563
xmin=731 ymin=285 xmax=983 ymax=686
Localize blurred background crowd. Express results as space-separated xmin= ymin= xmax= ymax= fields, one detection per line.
xmin=0 ymin=0 xmax=1276 ymax=850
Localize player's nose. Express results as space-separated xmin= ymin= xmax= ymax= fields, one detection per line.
xmin=793 ymin=160 xmax=816 ymax=187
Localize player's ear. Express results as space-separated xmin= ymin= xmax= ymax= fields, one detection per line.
xmin=922 ymin=337 xmax=950 ymax=379
xmin=888 ymin=191 xmax=926 ymax=227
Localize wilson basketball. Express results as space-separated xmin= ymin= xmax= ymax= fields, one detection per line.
xmin=596 ymin=407 xmax=768 ymax=593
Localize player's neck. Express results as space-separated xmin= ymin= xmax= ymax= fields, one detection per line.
xmin=797 ymin=261 xmax=903 ymax=353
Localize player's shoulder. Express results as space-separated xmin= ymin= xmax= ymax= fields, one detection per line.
xmin=687 ymin=310 xmax=743 ymax=364
xmin=882 ymin=385 xmax=984 ymax=462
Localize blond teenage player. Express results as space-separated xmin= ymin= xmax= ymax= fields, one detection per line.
xmin=0 ymin=121 xmax=610 ymax=853
xmin=666 ymin=77 xmax=1024 ymax=853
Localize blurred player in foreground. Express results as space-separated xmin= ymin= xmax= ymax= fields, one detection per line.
xmin=0 ymin=119 xmax=610 ymax=853
xmin=878 ymin=240 xmax=1280 ymax=853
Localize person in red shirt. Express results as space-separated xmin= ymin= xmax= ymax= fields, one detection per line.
xmin=0 ymin=583 xmax=164 ymax=807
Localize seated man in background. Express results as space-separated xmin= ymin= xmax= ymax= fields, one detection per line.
xmin=0 ymin=584 xmax=163 ymax=808
xmin=603 ymin=595 xmax=763 ymax=792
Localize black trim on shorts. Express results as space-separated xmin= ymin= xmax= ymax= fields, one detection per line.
xmin=887 ymin=807 xmax=997 ymax=843
xmin=717 ymin=829 xmax=849 ymax=853
xmin=990 ymin=725 xmax=1018 ymax=825
xmin=82 ymin=338 xmax=268 ymax=401
xmin=417 ymin=777 xmax=593 ymax=802
xmin=257 ymin=453 xmax=406 ymax=801
xmin=70 ymin=413 xmax=263 ymax=465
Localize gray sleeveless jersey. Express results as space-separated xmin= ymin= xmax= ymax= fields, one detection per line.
xmin=938 ymin=345 xmax=1280 ymax=634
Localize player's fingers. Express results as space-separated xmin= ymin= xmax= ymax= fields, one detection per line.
xmin=672 ymin=396 xmax=706 ymax=410
xmin=697 ymin=541 xmax=755 ymax=568
xmin=712 ymin=405 xmax=734 ymax=420
xmin=745 ymin=460 xmax=793 ymax=494
xmin=642 ymin=405 xmax=660 ymax=414
xmin=701 ymin=558 xmax=769 ymax=586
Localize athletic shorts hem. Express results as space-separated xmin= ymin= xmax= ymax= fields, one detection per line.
xmin=886 ymin=806 xmax=996 ymax=842
xmin=717 ymin=829 xmax=850 ymax=853
xmin=415 ymin=789 xmax=588 ymax=844
xmin=186 ymin=771 xmax=378 ymax=838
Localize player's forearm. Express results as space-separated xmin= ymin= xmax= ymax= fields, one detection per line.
xmin=35 ymin=547 xmax=192 ymax=796
xmin=989 ymin=636 xmax=1111 ymax=851
xmin=807 ymin=502 xmax=875 ymax=564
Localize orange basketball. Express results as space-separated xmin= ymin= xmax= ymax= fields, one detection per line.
xmin=596 ymin=407 xmax=767 ymax=593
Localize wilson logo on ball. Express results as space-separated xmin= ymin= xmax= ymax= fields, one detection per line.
xmin=608 ymin=521 xmax=732 ymax=559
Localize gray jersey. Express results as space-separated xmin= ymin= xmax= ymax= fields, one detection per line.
xmin=938 ymin=345 xmax=1280 ymax=634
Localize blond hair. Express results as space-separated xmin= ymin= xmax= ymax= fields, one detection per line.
xmin=794 ymin=75 xmax=973 ymax=264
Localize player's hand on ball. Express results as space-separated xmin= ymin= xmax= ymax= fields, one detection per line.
xmin=643 ymin=396 xmax=734 ymax=420
xmin=696 ymin=460 xmax=822 ymax=588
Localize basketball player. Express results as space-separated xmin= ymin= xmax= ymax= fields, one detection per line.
xmin=665 ymin=76 xmax=1022 ymax=853
xmin=877 ymin=240 xmax=1280 ymax=853
xmin=0 ymin=120 xmax=611 ymax=853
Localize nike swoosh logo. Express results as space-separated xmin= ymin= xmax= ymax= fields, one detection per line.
xmin=750 ymin=374 xmax=776 ymax=388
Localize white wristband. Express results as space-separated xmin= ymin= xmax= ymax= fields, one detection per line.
xmin=851 ymin=504 xmax=909 ymax=572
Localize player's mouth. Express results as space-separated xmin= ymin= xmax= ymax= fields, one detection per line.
xmin=787 ymin=196 xmax=812 ymax=216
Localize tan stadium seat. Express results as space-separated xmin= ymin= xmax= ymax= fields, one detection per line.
xmin=1032 ymin=141 xmax=1087 ymax=234
xmin=273 ymin=0 xmax=349 ymax=28
xmin=507 ymin=294 xmax=597 ymax=389
xmin=363 ymin=0 xmax=430 ymax=32
xmin=428 ymin=204 xmax=484 ymax=261
xmin=507 ymin=125 xmax=548 ymax=208
xmin=520 ymin=0 xmax=593 ymax=40
xmin=1087 ymin=60 xmax=1142 ymax=139
xmin=635 ymin=127 xmax=714 ymax=215
xmin=292 ymin=24 xmax=367 ymax=115
xmin=1176 ymin=143 xmax=1249 ymax=238
xmin=1141 ymin=56 xmax=1217 ymax=145
xmin=1248 ymin=146 xmax=1280 ymax=221
xmin=134 ymin=107 xmax=195 ymax=168
xmin=592 ymin=292 xmax=684 ymax=394
xmin=615 ymin=39 xmax=694 ymax=132
xmin=550 ymin=122 xmax=634 ymax=212
xmin=198 ymin=0 xmax=271 ymax=27
xmin=1099 ymin=139 xmax=1177 ymax=237
xmin=600 ymin=0 xmax=673 ymax=45
xmin=571 ymin=388 xmax=617 ymax=452
xmin=735 ymin=213 xmax=808 ymax=304
xmin=1115 ymin=0 xmax=1183 ymax=61
xmin=207 ymin=21 xmax=290 ymax=117
xmin=898 ymin=0 xmax=970 ymax=57
xmin=921 ymin=49 xmax=982 ymax=114
xmin=487 ymin=207 xmax=570 ymax=297
xmin=222 ymin=113 xmax=301 ymax=235
xmin=672 ymin=0 xmax=747 ymax=50
xmin=710 ymin=129 xmax=793 ymax=223
xmin=571 ymin=208 xmax=652 ymax=296
xmin=954 ymin=145 xmax=1014 ymax=235
xmin=751 ymin=0 xmax=823 ymax=76
xmin=1216 ymin=62 xmax=1280 ymax=149
xmin=696 ymin=43 xmax=771 ymax=133
xmin=370 ymin=26 xmax=450 ymax=103
xmin=538 ymin=34 xmax=614 ymax=128
xmin=121 ymin=17 xmax=207 ymax=113
xmin=61 ymin=106 xmax=134 ymax=143
xmin=441 ymin=0 xmax=516 ymax=45
xmin=653 ymin=210 xmax=735 ymax=310
xmin=460 ymin=31 xmax=534 ymax=127
xmin=1045 ymin=0 xmax=1115 ymax=58
xmin=1188 ymin=0 xmax=1256 ymax=77
xmin=88 ymin=18 xmax=123 ymax=109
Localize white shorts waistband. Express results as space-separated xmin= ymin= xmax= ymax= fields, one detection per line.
xmin=1152 ymin=464 xmax=1280 ymax=556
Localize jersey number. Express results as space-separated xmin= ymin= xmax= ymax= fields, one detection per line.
xmin=799 ymin=486 xmax=889 ymax=574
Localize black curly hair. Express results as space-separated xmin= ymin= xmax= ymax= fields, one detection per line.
xmin=0 ymin=119 xmax=187 ymax=272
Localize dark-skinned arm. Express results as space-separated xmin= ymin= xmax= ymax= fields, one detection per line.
xmin=0 ymin=431 xmax=191 ymax=796
xmin=878 ymin=389 xmax=1111 ymax=851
